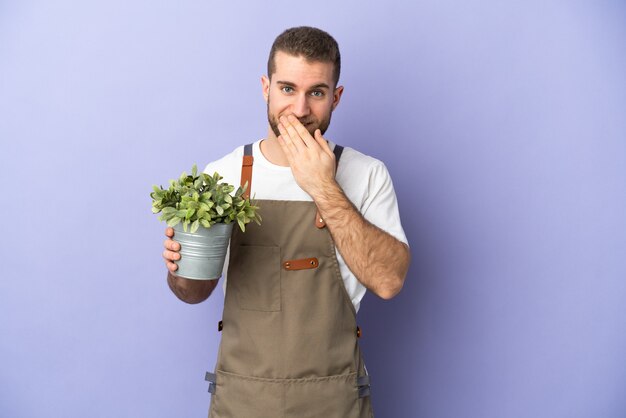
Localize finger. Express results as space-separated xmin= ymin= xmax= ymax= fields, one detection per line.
xmin=164 ymin=239 xmax=180 ymax=251
xmin=277 ymin=122 xmax=301 ymax=156
xmin=315 ymin=129 xmax=334 ymax=158
xmin=277 ymin=135 xmax=296 ymax=166
xmin=166 ymin=261 xmax=178 ymax=272
xmin=279 ymin=116 xmax=307 ymax=153
xmin=277 ymin=119 xmax=301 ymax=154
xmin=287 ymin=114 xmax=315 ymax=148
xmin=165 ymin=227 xmax=174 ymax=237
xmin=163 ymin=249 xmax=181 ymax=261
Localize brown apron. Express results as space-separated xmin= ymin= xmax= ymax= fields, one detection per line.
xmin=206 ymin=143 xmax=374 ymax=418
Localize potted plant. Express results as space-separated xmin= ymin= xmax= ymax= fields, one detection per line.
xmin=150 ymin=164 xmax=261 ymax=280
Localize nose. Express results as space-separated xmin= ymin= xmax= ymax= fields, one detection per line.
xmin=291 ymin=93 xmax=310 ymax=118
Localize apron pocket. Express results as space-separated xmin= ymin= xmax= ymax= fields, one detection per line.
xmin=211 ymin=370 xmax=360 ymax=418
xmin=211 ymin=370 xmax=282 ymax=418
xmin=230 ymin=245 xmax=281 ymax=311
xmin=284 ymin=372 xmax=360 ymax=418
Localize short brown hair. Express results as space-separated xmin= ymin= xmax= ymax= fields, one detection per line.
xmin=267 ymin=26 xmax=341 ymax=87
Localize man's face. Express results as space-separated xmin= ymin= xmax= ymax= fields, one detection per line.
xmin=262 ymin=51 xmax=343 ymax=138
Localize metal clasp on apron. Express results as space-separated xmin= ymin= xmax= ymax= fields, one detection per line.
xmin=357 ymin=375 xmax=371 ymax=398
xmin=205 ymin=372 xmax=216 ymax=394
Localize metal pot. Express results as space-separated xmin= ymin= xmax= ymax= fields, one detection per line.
xmin=172 ymin=222 xmax=233 ymax=280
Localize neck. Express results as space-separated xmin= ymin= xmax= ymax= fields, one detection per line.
xmin=260 ymin=128 xmax=290 ymax=167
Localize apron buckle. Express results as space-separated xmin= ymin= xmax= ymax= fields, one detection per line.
xmin=205 ymin=372 xmax=216 ymax=394
xmin=357 ymin=374 xmax=371 ymax=398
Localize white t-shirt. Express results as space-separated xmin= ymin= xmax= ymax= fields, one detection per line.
xmin=203 ymin=139 xmax=408 ymax=313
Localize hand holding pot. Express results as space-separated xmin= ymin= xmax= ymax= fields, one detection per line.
xmin=164 ymin=226 xmax=219 ymax=304
xmin=163 ymin=227 xmax=181 ymax=273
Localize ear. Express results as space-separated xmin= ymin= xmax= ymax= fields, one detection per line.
xmin=331 ymin=85 xmax=344 ymax=111
xmin=261 ymin=75 xmax=270 ymax=103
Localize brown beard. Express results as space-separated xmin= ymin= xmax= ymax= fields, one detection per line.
xmin=267 ymin=97 xmax=332 ymax=138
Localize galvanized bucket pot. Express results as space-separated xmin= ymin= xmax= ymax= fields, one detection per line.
xmin=172 ymin=222 xmax=233 ymax=280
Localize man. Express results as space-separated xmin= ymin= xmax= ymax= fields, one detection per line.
xmin=162 ymin=26 xmax=410 ymax=417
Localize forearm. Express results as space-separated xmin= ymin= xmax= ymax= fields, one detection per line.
xmin=167 ymin=272 xmax=218 ymax=304
xmin=314 ymin=181 xmax=410 ymax=299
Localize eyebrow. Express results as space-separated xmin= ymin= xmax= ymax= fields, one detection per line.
xmin=276 ymin=81 xmax=331 ymax=90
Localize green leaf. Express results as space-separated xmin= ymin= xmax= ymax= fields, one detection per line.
xmin=237 ymin=218 xmax=246 ymax=232
xmin=216 ymin=205 xmax=224 ymax=216
xmin=191 ymin=164 xmax=198 ymax=177
xmin=161 ymin=211 xmax=175 ymax=221
xmin=190 ymin=219 xmax=200 ymax=233
xmin=167 ymin=217 xmax=181 ymax=227
xmin=200 ymin=219 xmax=211 ymax=228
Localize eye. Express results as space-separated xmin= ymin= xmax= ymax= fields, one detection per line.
xmin=310 ymin=90 xmax=324 ymax=97
xmin=281 ymin=86 xmax=294 ymax=94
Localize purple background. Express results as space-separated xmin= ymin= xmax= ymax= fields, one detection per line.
xmin=1 ymin=1 xmax=625 ymax=417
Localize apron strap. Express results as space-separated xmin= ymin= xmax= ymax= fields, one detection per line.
xmin=333 ymin=144 xmax=344 ymax=163
xmin=240 ymin=143 xmax=254 ymax=199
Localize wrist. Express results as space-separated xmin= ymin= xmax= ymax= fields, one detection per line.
xmin=309 ymin=178 xmax=340 ymax=203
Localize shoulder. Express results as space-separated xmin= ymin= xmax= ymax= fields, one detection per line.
xmin=203 ymin=144 xmax=244 ymax=173
xmin=331 ymin=142 xmax=397 ymax=211
xmin=335 ymin=144 xmax=384 ymax=171
xmin=334 ymin=144 xmax=392 ymax=187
